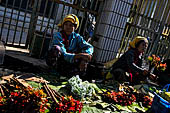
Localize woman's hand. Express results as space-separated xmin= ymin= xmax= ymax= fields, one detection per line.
xmin=79 ymin=60 xmax=88 ymax=71
xmin=143 ymin=70 xmax=157 ymax=81
xmin=143 ymin=70 xmax=149 ymax=76
xmin=74 ymin=53 xmax=92 ymax=62
xmin=148 ymin=73 xmax=157 ymax=81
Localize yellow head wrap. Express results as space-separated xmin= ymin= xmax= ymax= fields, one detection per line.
xmin=58 ymin=14 xmax=79 ymax=30
xmin=129 ymin=36 xmax=148 ymax=49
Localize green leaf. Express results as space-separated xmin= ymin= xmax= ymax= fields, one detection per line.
xmin=89 ymin=83 xmax=102 ymax=93
xmin=61 ymin=82 xmax=68 ymax=85
xmin=101 ymin=89 xmax=107 ymax=92
xmin=127 ymin=105 xmax=136 ymax=112
xmin=27 ymin=81 xmax=41 ymax=88
xmin=60 ymin=76 xmax=67 ymax=80
xmin=48 ymin=84 xmax=58 ymax=90
xmin=132 ymin=102 xmax=146 ymax=112
xmin=115 ymin=104 xmax=132 ymax=112
xmin=58 ymin=87 xmax=71 ymax=95
xmin=96 ymin=102 xmax=110 ymax=109
xmin=55 ymin=85 xmax=66 ymax=91
xmin=45 ymin=108 xmax=50 ymax=113
xmin=81 ymin=105 xmax=103 ymax=113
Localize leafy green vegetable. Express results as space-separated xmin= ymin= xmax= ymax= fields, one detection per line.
xmin=68 ymin=75 xmax=96 ymax=99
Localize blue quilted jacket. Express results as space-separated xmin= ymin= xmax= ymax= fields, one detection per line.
xmin=51 ymin=32 xmax=94 ymax=63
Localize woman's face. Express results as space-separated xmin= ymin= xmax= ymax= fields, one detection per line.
xmin=137 ymin=41 xmax=148 ymax=53
xmin=63 ymin=21 xmax=75 ymax=35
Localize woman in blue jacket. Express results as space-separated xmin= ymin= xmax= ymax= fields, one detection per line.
xmin=46 ymin=14 xmax=93 ymax=75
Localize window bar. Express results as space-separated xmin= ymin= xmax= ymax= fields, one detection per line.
xmin=12 ymin=0 xmax=24 ymax=45
xmin=67 ymin=5 xmax=71 ymax=14
xmin=26 ymin=0 xmax=42 ymax=48
xmin=136 ymin=0 xmax=147 ymax=26
xmin=61 ymin=4 xmax=66 ymax=21
xmin=40 ymin=0 xmax=48 ymax=32
xmin=162 ymin=0 xmax=170 ymax=22
xmin=6 ymin=0 xmax=16 ymax=44
xmin=132 ymin=26 xmax=139 ymax=38
xmin=84 ymin=0 xmax=89 ymax=8
xmin=168 ymin=12 xmax=170 ymax=25
xmin=118 ymin=24 xmax=130 ymax=57
xmin=143 ymin=0 xmax=154 ymax=28
xmin=165 ymin=10 xmax=170 ymax=24
xmin=82 ymin=13 xmax=89 ymax=39
xmin=148 ymin=0 xmax=157 ymax=18
xmin=78 ymin=12 xmax=85 ymax=34
xmin=154 ymin=0 xmax=164 ymax=21
xmin=143 ymin=29 xmax=147 ymax=37
xmin=155 ymin=36 xmax=162 ymax=55
xmin=90 ymin=0 xmax=95 ymax=10
xmin=46 ymin=1 xmax=54 ymax=32
xmin=145 ymin=0 xmax=153 ymax=17
xmin=82 ymin=0 xmax=90 ymax=36
xmin=122 ymin=26 xmax=134 ymax=54
xmin=94 ymin=0 xmax=99 ymax=11
xmin=133 ymin=0 xmax=146 ymax=25
xmin=52 ymin=4 xmax=59 ymax=33
xmin=77 ymin=0 xmax=84 ymax=34
xmin=0 ymin=0 xmax=8 ymax=41
xmin=148 ymin=0 xmax=157 ymax=30
xmin=151 ymin=0 xmax=162 ymax=30
xmin=147 ymin=32 xmax=154 ymax=55
xmin=118 ymin=0 xmax=135 ymax=56
xmin=19 ymin=0 xmax=30 ymax=46
xmin=58 ymin=4 xmax=66 ymax=31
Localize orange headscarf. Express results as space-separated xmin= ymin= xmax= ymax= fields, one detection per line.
xmin=129 ymin=36 xmax=148 ymax=49
xmin=58 ymin=14 xmax=79 ymax=30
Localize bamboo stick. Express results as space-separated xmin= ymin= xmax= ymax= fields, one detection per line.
xmin=44 ymin=82 xmax=58 ymax=104
xmin=0 ymin=85 xmax=4 ymax=96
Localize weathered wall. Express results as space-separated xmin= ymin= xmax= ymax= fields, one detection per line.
xmin=93 ymin=0 xmax=133 ymax=63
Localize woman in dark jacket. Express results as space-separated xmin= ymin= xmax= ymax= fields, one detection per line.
xmin=110 ymin=36 xmax=155 ymax=84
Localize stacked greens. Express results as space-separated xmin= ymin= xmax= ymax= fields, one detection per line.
xmin=68 ymin=75 xmax=96 ymax=99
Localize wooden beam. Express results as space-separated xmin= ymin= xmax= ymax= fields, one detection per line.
xmin=50 ymin=0 xmax=99 ymax=15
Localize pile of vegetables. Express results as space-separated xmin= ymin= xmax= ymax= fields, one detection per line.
xmin=0 ymin=74 xmax=157 ymax=113
xmin=0 ymin=78 xmax=49 ymax=113
xmin=102 ymin=91 xmax=136 ymax=106
xmin=67 ymin=75 xmax=100 ymax=100
xmin=102 ymin=84 xmax=153 ymax=108
xmin=0 ymin=75 xmax=83 ymax=113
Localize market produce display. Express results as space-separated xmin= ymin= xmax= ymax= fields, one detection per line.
xmin=0 ymin=74 xmax=163 ymax=113
xmin=0 ymin=75 xmax=83 ymax=113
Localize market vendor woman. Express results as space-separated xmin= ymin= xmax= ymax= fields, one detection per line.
xmin=110 ymin=36 xmax=156 ymax=84
xmin=46 ymin=14 xmax=93 ymax=75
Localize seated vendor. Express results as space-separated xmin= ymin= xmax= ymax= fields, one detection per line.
xmin=109 ymin=36 xmax=156 ymax=84
xmin=46 ymin=14 xmax=94 ymax=76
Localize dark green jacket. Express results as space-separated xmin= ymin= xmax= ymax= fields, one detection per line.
xmin=111 ymin=49 xmax=144 ymax=74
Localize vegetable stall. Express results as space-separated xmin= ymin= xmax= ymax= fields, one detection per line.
xmin=0 ymin=73 xmax=169 ymax=113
